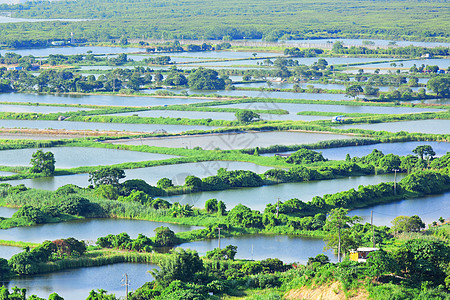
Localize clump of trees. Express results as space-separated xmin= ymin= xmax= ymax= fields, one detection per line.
xmin=234 ymin=110 xmax=260 ymax=123
xmin=285 ymin=148 xmax=327 ymax=164
xmin=391 ymin=215 xmax=425 ymax=234
xmin=188 ymin=68 xmax=225 ymax=90
xmin=8 ymin=238 xmax=86 ymax=275
xmin=29 ymin=150 xmax=55 ymax=176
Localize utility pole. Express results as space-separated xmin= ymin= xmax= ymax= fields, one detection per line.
xmin=217 ymin=227 xmax=223 ymax=249
xmin=276 ymin=198 xmax=280 ymax=218
xmin=338 ymin=225 xmax=341 ymax=263
xmin=337 ymin=213 xmax=342 ymax=263
xmin=122 ymin=273 xmax=129 ymax=300
xmin=371 ymin=210 xmax=375 ymax=248
xmin=392 ymin=169 xmax=399 ymax=194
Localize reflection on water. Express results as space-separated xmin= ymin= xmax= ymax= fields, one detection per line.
xmin=349 ymin=192 xmax=450 ymax=227
xmin=180 ymin=235 xmax=336 ymax=264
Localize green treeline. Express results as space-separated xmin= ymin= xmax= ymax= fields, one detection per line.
xmin=1 ymin=148 xmax=449 ymax=232
xmin=0 ymin=0 xmax=449 ymax=45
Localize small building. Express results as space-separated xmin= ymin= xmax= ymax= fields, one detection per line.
xmin=332 ymin=115 xmax=345 ymax=123
xmin=51 ymin=41 xmax=66 ymax=46
xmin=274 ymin=153 xmax=291 ymax=158
xmin=349 ymin=247 xmax=379 ymax=262
xmin=8 ymin=66 xmax=23 ymax=71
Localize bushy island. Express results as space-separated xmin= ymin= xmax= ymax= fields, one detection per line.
xmin=0 ymin=145 xmax=449 ymax=298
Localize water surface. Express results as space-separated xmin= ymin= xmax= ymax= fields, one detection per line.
xmin=262 ymin=141 xmax=449 ymax=160
xmin=5 ymin=161 xmax=278 ymax=189
xmin=0 ymin=206 xmax=17 ymax=218
xmin=106 ymin=109 xmax=328 ymax=122
xmin=0 ymin=218 xmax=200 ymax=243
xmin=5 ymin=263 xmax=156 ymax=300
xmin=0 ymin=46 xmax=143 ymax=57
xmin=180 ymin=235 xmax=336 ymax=264
xmin=337 ymin=119 xmax=450 ymax=134
xmin=0 ymin=104 xmax=92 ymax=113
xmin=0 ymin=93 xmax=209 ymax=107
xmin=0 ymin=119 xmax=216 ymax=133
xmin=0 ymin=245 xmax=23 ymax=259
xmin=113 ymin=131 xmax=354 ymax=150
xmin=0 ymin=147 xmax=177 ymax=168
xmin=348 ymin=191 xmax=450 ymax=227
xmin=165 ymin=173 xmax=406 ymax=210
xmin=217 ymin=102 xmax=440 ymax=114
xmin=358 ymin=59 xmax=450 ymax=70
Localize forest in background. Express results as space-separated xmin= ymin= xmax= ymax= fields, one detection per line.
xmin=0 ymin=0 xmax=448 ymax=46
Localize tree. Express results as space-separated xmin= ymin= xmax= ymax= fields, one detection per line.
xmin=345 ymin=84 xmax=363 ymax=100
xmin=323 ymin=208 xmax=362 ymax=262
xmin=152 ymin=248 xmax=204 ymax=287
xmin=154 ymin=226 xmax=178 ymax=247
xmin=12 ymin=205 xmax=45 ymax=224
xmin=400 ymin=155 xmax=418 ymax=173
xmin=157 ymin=177 xmax=173 ymax=189
xmin=217 ymin=200 xmax=227 ymax=216
xmin=365 ymin=249 xmax=398 ymax=281
xmin=226 ymin=204 xmax=263 ymax=228
xmin=188 ymin=68 xmax=225 ymax=90
xmin=391 ymin=215 xmax=425 ymax=234
xmin=184 ymin=175 xmax=202 ymax=190
xmin=205 ymin=198 xmax=218 ymax=213
xmin=29 ymin=150 xmax=55 ymax=176
xmin=412 ymin=145 xmax=436 ymax=164
xmin=427 ymin=76 xmax=449 ymax=97
xmin=285 ymin=148 xmax=326 ymax=164
xmin=0 ymin=258 xmax=11 ymax=280
xmin=364 ymin=85 xmax=379 ymax=96
xmin=378 ymin=154 xmax=401 ymax=171
xmin=59 ymin=195 xmax=91 ymax=216
xmin=88 ymin=167 xmax=125 ymax=187
xmin=48 ymin=293 xmax=65 ymax=300
xmin=235 ymin=110 xmax=260 ymax=123
xmin=206 ymin=245 xmax=237 ymax=260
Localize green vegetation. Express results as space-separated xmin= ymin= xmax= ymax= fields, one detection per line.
xmin=29 ymin=150 xmax=55 ymax=176
xmin=0 ymin=0 xmax=449 ymax=45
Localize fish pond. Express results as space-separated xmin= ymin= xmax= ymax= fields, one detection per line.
xmin=0 ymin=147 xmax=177 ymax=168
xmin=336 ymin=119 xmax=450 ymax=134
xmin=112 ymin=131 xmax=354 ymax=150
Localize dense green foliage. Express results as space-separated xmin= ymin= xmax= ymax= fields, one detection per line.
xmin=29 ymin=150 xmax=55 ymax=176
xmin=0 ymin=0 xmax=449 ymax=45
xmin=8 ymin=238 xmax=86 ymax=275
